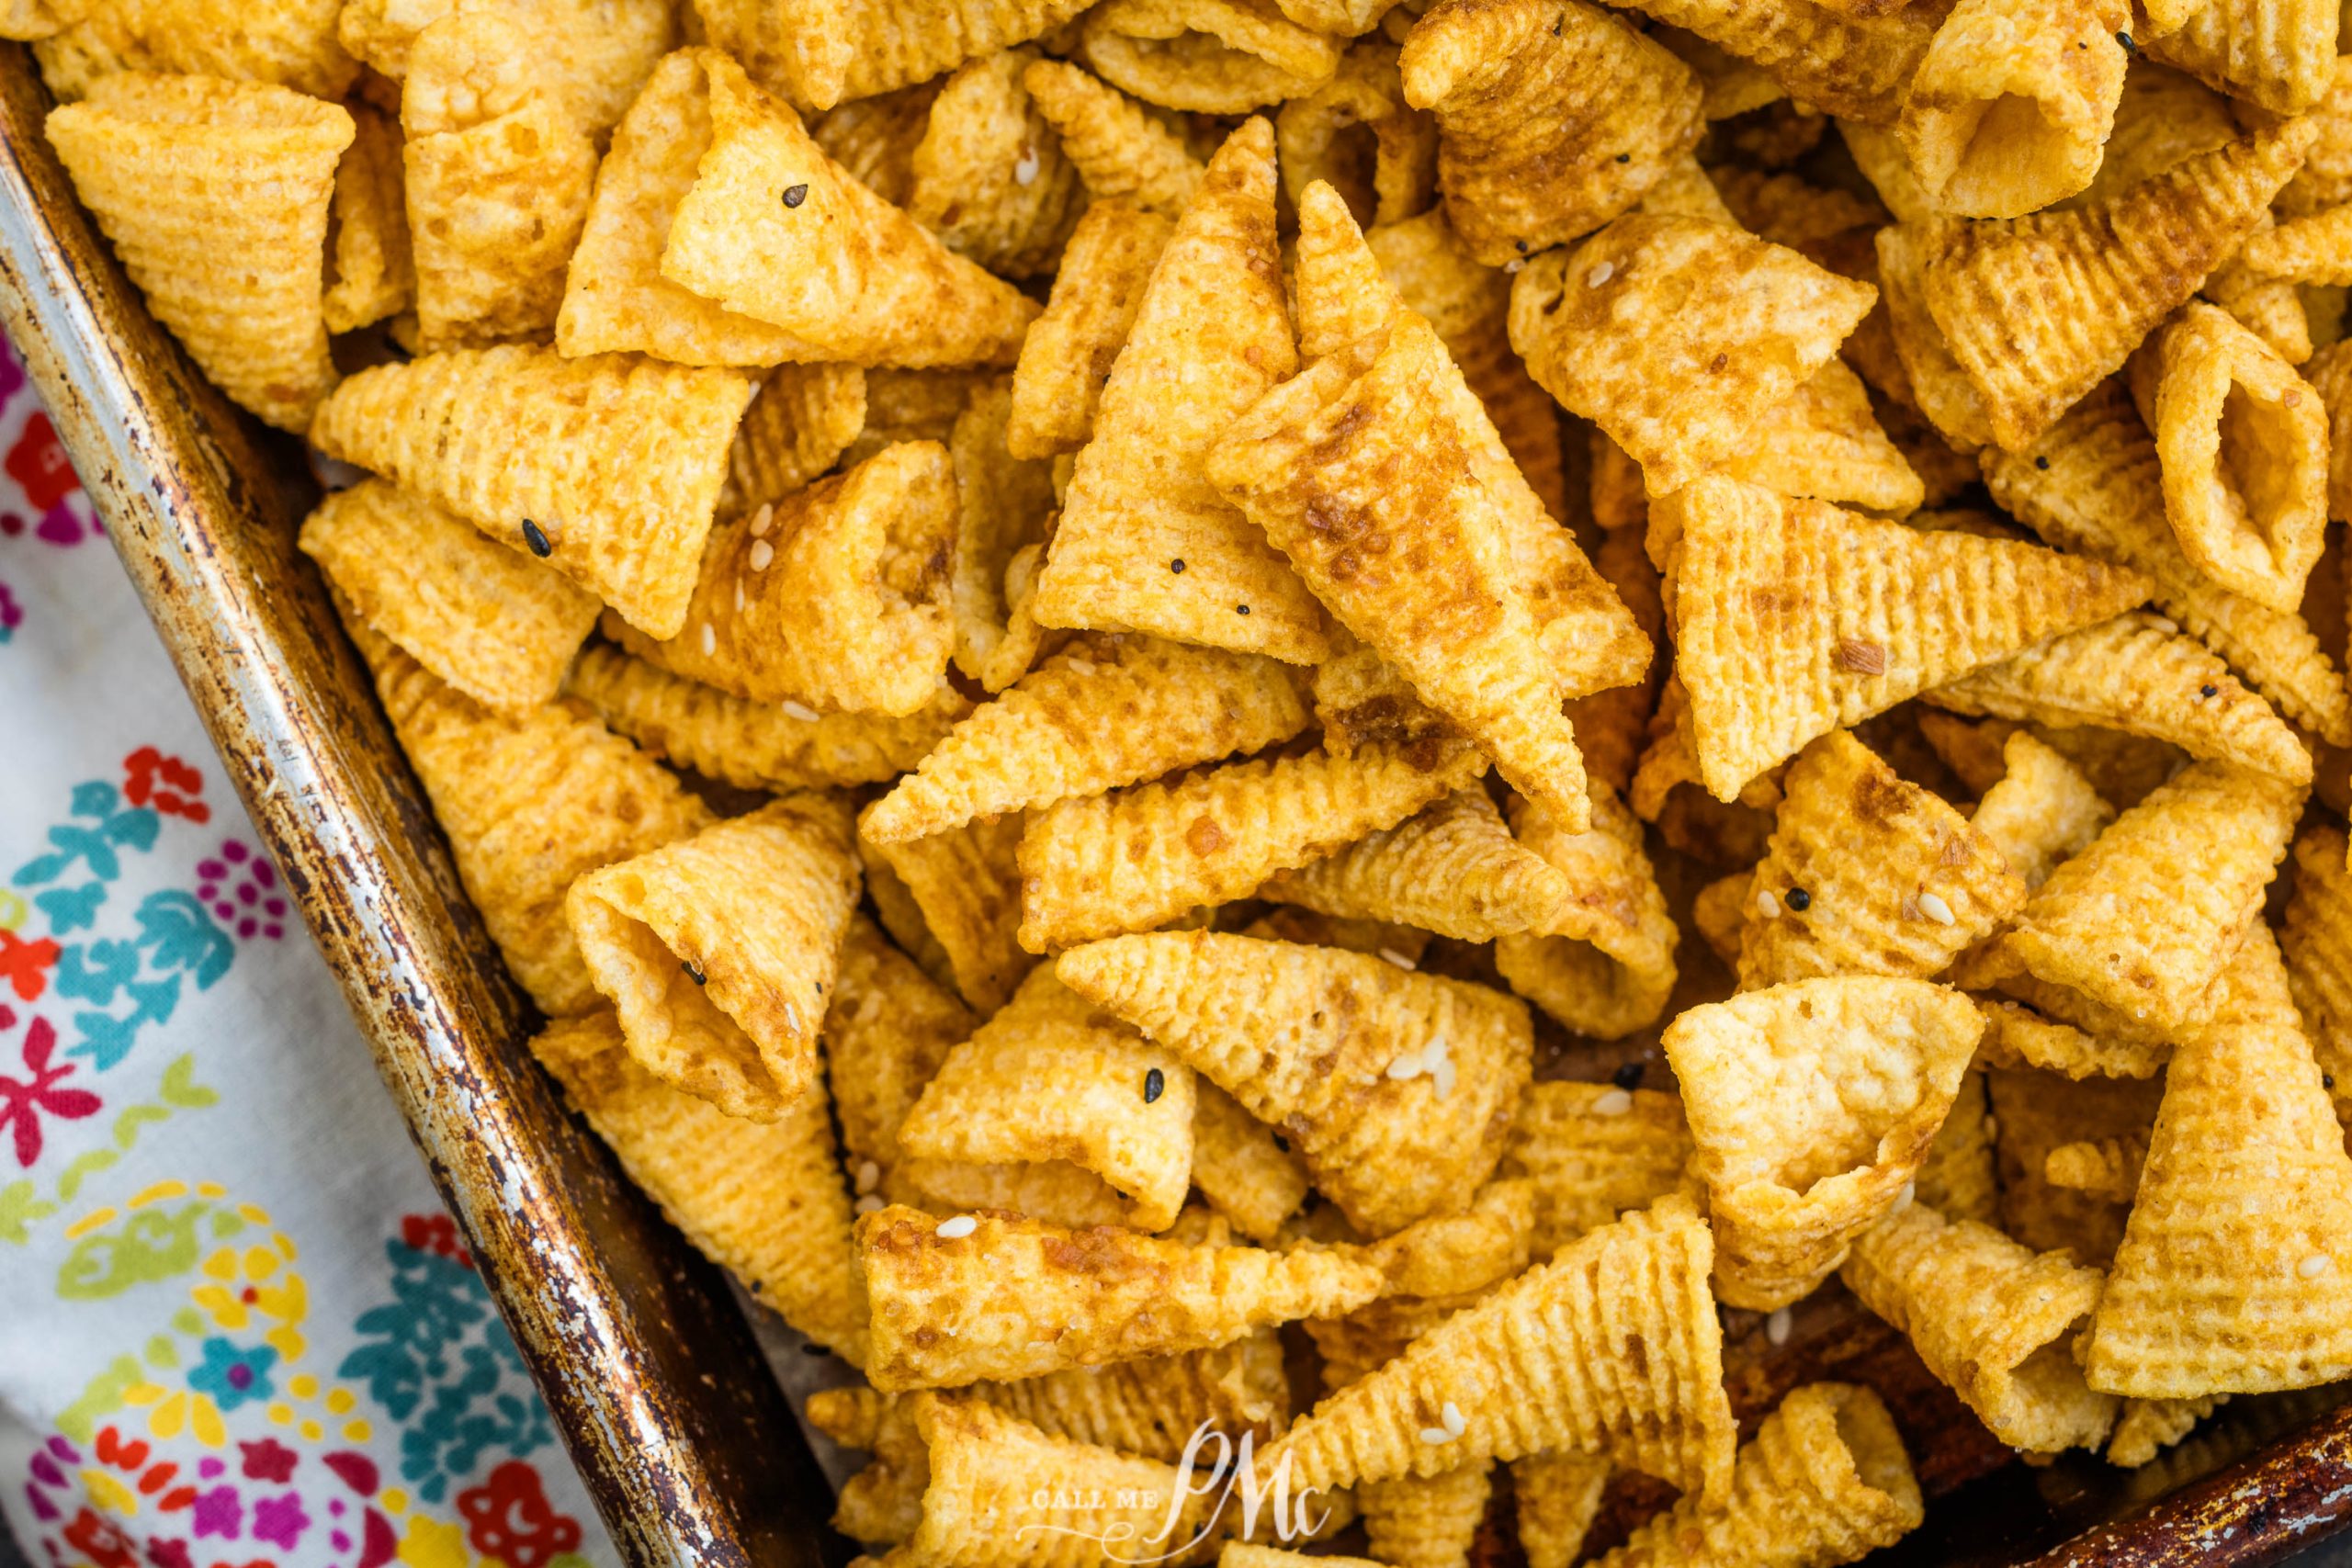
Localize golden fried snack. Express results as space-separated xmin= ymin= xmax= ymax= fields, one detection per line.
xmin=299 ymin=479 xmax=598 ymax=715
xmin=862 ymin=811 xmax=1035 ymax=1014
xmin=2303 ymin=340 xmax=2352 ymax=521
xmin=334 ymin=0 xmax=669 ymax=129
xmin=2280 ymin=825 xmax=2352 ymax=1133
xmin=2147 ymin=0 xmax=2339 ymax=114
xmin=1491 ymin=792 xmax=1679 ymax=1041
xmin=1035 ymin=119 xmax=1329 ymax=662
xmin=1906 ymin=120 xmax=2315 ymax=451
xmin=1592 ymin=0 xmax=1935 ymax=122
xmin=2084 ymin=1020 xmax=2352 ymax=1396
xmin=2126 ymin=301 xmax=2328 ymax=613
xmin=741 ymin=0 xmax=1093 ymax=114
xmin=1963 ymin=730 xmax=2114 ymax=892
xmin=1915 ymin=1067 xmax=1998 ymax=1224
xmin=961 ymin=1332 xmax=1292 ymax=1462
xmin=1022 ymin=58 xmax=1207 ymax=218
xmin=531 ymin=1010 xmax=868 ymax=1360
xmin=1565 ymin=532 xmax=1666 ymax=796
xmin=1080 ymin=0 xmax=1344 ymax=113
xmin=1713 ymin=360 xmax=1925 ymax=514
xmin=1396 ymin=0 xmax=1702 ymax=265
xmin=1057 ymin=929 xmax=1532 ymax=1235
xmin=983 ymin=539 xmax=1063 ymax=693
xmin=1191 ymin=1081 xmax=1312 ymax=1242
xmin=2199 ymin=213 xmax=2314 ymax=367
xmin=1989 ymin=1066 xmax=2160 ymax=1265
xmin=1258 ymin=1194 xmax=1736 ymax=1504
xmin=1018 ymin=742 xmax=1486 ymax=952
xmin=1895 ymin=0 xmax=2126 ymax=218
xmin=321 ymin=100 xmax=411 ymax=334
xmin=21 ymin=0 xmax=356 ymax=101
xmin=1006 ymin=200 xmax=1175 ymax=460
xmin=1975 ymin=998 xmax=2167 ymax=1080
xmin=1259 ymin=787 xmax=1571 ymax=940
xmin=660 ymin=51 xmax=1038 ymax=367
xmin=310 ymin=344 xmax=752 ymax=639
xmin=1983 ymin=384 xmax=2352 ymax=748
xmin=2044 ymin=1133 xmax=2146 ymax=1200
xmin=46 ymin=72 xmax=351 ymax=431
xmin=1693 ymin=867 xmax=1755 ymax=964
xmin=899 ymin=968 xmax=1196 ymax=1232
xmin=1841 ymin=1202 xmax=2116 ymax=1453
xmin=1587 ymin=1383 xmax=1921 ymax=1568
xmin=1501 ymin=1080 xmax=1692 ymax=1258
xmin=1508 ymin=215 xmax=1877 ymax=498
xmin=947 ymin=380 xmax=1057 ymax=682
xmin=2107 ymin=1395 xmax=2228 ymax=1469
xmin=1663 ymin=977 xmax=1984 ymax=1309
xmin=902 ymin=48 xmax=1084 ymax=280
xmin=1736 ymin=730 xmax=2025 ymax=988
xmin=1668 ymin=474 xmax=2150 ymax=801
xmin=806 ymin=1385 xmax=926 ymax=1543
xmin=1512 ymin=1452 xmax=1611 ymax=1568
xmin=1275 ymin=39 xmax=1437 ymax=231
xmin=608 ymin=443 xmax=956 ymax=716
xmin=823 ymin=915 xmax=975 ymax=1205
xmin=858 ymin=1203 xmax=1388 ymax=1389
xmin=567 ymin=794 xmax=858 ymax=1122
xmin=864 ymin=636 xmax=1312 ymax=845
xmin=1872 ymin=220 xmax=1996 ymax=449
xmin=726 ymin=365 xmax=867 ymax=513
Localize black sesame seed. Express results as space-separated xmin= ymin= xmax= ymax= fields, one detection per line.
xmin=1615 ymin=152 xmax=1632 ymax=164
xmin=2118 ymin=29 xmax=2134 ymax=47
xmin=2328 ymin=1074 xmax=2338 ymax=1090
xmin=2200 ymin=683 xmax=2219 ymax=698
xmin=1271 ymin=1133 xmax=1290 ymax=1152
xmin=683 ymin=960 xmax=707 ymax=986
xmin=782 ymin=183 xmax=809 ymax=208
xmin=1516 ymin=240 xmax=1530 ymax=254
xmin=521 ymin=518 xmax=551 ymax=557
xmin=2034 ymin=456 xmax=2050 ymax=469
xmin=1144 ymin=1066 xmax=1166 ymax=1103
xmin=1785 ymin=887 xmax=1812 ymax=912
xmin=1236 ymin=604 xmax=1250 ymax=615
xmin=1551 ymin=17 xmax=1562 ymax=32
xmin=1611 ymin=1060 xmax=1645 ymax=1091
xmin=1170 ymin=558 xmax=1186 ymax=573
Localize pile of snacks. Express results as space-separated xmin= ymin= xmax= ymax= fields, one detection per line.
xmin=24 ymin=0 xmax=2352 ymax=1562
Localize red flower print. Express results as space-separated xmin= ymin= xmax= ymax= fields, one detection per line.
xmin=0 ymin=1017 xmax=100 ymax=1167
xmin=63 ymin=1506 xmax=139 ymax=1568
xmin=6 ymin=412 xmax=76 ymax=511
xmin=0 ymin=928 xmax=58 ymax=1002
xmin=456 ymin=1462 xmax=580 ymax=1568
xmin=145 ymin=1540 xmax=195 ymax=1568
xmin=238 ymin=1439 xmax=298 ymax=1484
xmin=399 ymin=1213 xmax=473 ymax=1269
xmin=123 ymin=747 xmax=210 ymax=825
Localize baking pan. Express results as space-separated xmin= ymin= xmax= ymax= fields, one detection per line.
xmin=0 ymin=37 xmax=2347 ymax=1568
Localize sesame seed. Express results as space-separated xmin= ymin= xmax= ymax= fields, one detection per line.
xmin=1144 ymin=1066 xmax=1166 ymax=1103
xmin=699 ymin=622 xmax=717 ymax=657
xmin=1766 ymin=1308 xmax=1792 ymax=1346
xmin=750 ymin=539 xmax=775 ymax=570
xmin=734 ymin=579 xmax=746 ymax=614
xmin=1066 ymin=656 xmax=1098 ymax=675
xmin=1594 ymin=1087 xmax=1634 ymax=1116
xmin=1505 ymin=260 xmax=1524 ymax=274
xmin=782 ymin=183 xmax=809 ymax=208
xmin=2301 ymin=1253 xmax=2333 ymax=1278
xmin=2034 ymin=456 xmax=2050 ymax=470
xmin=1378 ymin=947 xmax=1418 ymax=970
xmin=784 ymin=1001 xmax=799 ymax=1033
xmin=682 ymin=960 xmax=707 ymax=985
xmin=782 ymin=699 xmax=820 ymax=722
xmin=1170 ymin=558 xmax=1186 ymax=573
xmin=2199 ymin=683 xmax=2218 ymax=698
xmin=1442 ymin=1402 xmax=1466 ymax=1437
xmin=935 ymin=1214 xmax=978 ymax=1239
xmin=1419 ymin=1427 xmax=1455 ymax=1445
xmin=854 ymin=1160 xmax=881 ymax=1194
xmin=1386 ymin=1052 xmax=1425 ymax=1081
xmin=1236 ymin=604 xmax=1250 ymax=615
xmin=521 ymin=518 xmax=552 ymax=557
xmin=1611 ymin=1060 xmax=1645 ymax=1090
xmin=1756 ymin=887 xmax=1782 ymax=920
xmin=1615 ymin=152 xmax=1631 ymax=164
xmin=1428 ymin=1039 xmax=1455 ymax=1098
xmin=1784 ymin=887 xmax=1811 ymax=912
xmin=1013 ymin=147 xmax=1041 ymax=186
xmin=2149 ymin=616 xmax=2179 ymax=634
xmin=854 ymin=1194 xmax=885 ymax=1214
xmin=751 ymin=502 xmax=775 ymax=537
xmin=2118 ymin=29 xmax=2134 ymax=48
xmin=1917 ymin=891 xmax=1956 ymax=926
xmin=1588 ymin=261 xmax=1616 ymax=288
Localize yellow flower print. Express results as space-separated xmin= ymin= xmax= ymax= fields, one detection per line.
xmin=395 ymin=1512 xmax=469 ymax=1568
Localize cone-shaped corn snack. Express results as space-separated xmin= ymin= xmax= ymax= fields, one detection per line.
xmin=786 ymin=0 xmax=1099 ymax=111
xmin=2126 ymin=302 xmax=2328 ymax=614
xmin=825 ymin=915 xmax=974 ymax=1205
xmin=1491 ymin=792 xmax=1679 ymax=1041
xmin=1258 ymin=1193 xmax=1736 ymax=1504
xmin=1910 ymin=120 xmax=2314 ymax=451
xmin=2240 ymin=203 xmax=2352 ymax=288
xmin=2107 ymin=1395 xmax=2228 ymax=1468
xmin=1713 ymin=360 xmax=1924 ymax=514
xmin=1018 ymin=741 xmax=1486 ymax=952
xmin=1332 ymin=1179 xmax=1539 ymax=1298
xmin=899 ymin=968 xmax=1196 ymax=1231
xmin=1591 ymin=0 xmax=1936 ymax=123
xmin=1664 ymin=976 xmax=1984 ymax=1309
xmin=1501 ymin=1080 xmax=1692 ymax=1258
xmin=2044 ymin=1134 xmax=2147 ymax=1200
xmin=947 ymin=380 xmax=1056 ymax=683
xmin=47 ymin=73 xmax=351 ymax=431
xmin=1668 ymin=474 xmax=2150 ymax=800
xmin=865 ymin=636 xmax=1310 ymax=847
xmin=356 ymin=629 xmax=712 ymax=1016
xmin=1260 ymin=787 xmax=1572 ymax=940
xmin=1873 ymin=220 xmax=1996 ymax=449
xmin=1992 ymin=761 xmax=2301 ymax=1036
xmin=1983 ymin=384 xmax=2352 ymax=747
xmin=728 ymin=365 xmax=866 ymax=510
xmin=2147 ymin=0 xmax=2338 ymax=113
xmin=2052 ymin=60 xmax=2236 ymax=205
xmin=1007 ymin=200 xmax=1175 ymax=460
xmin=531 ymin=1010 xmax=868 ymax=1359
xmin=858 ymin=1203 xmax=1388 ymax=1389
xmin=1975 ymin=997 xmax=2168 ymax=1080
xmin=24 ymin=0 xmax=356 ymax=103
xmin=1964 ymin=730 xmax=2114 ymax=893
xmin=1565 ymin=532 xmax=1665 ymax=797
xmin=568 ymin=793 xmax=858 ymax=1122
xmin=660 ymin=52 xmax=1038 ymax=367
xmin=1513 ymin=1452 xmax=1611 ymax=1568
xmin=1275 ymin=39 xmax=1437 ymax=231
xmin=299 ymin=479 xmax=598 ymax=715
xmin=1193 ymin=1081 xmax=1312 ymax=1241
xmin=1057 ymin=930 xmax=1532 ymax=1234
xmin=862 ymin=811 xmax=1035 ymax=1014
xmin=1841 ymin=1202 xmax=2116 ymax=1452
xmin=2304 ymin=341 xmax=2352 ymax=519
xmin=908 ymin=49 xmax=1085 ymax=279
xmin=1080 ymin=0 xmax=1344 ymax=113
xmin=2201 ymin=215 xmax=2313 ymax=367
xmin=2085 ymin=1020 xmax=2352 ymax=1395
xmin=310 ymin=344 xmax=752 ymax=639
xmin=2280 ymin=825 xmax=2352 ymax=1134
xmin=1990 ymin=1066 xmax=2161 ymax=1266
xmin=1736 ymin=731 xmax=2025 ymax=988
xmin=961 ymin=1332 xmax=1292 ymax=1463
xmin=1035 ymin=120 xmax=1329 ymax=662
xmin=322 ymin=100 xmax=410 ymax=334
xmin=1896 ymin=0 xmax=2127 ymax=219
xmin=334 ymin=0 xmax=668 ymax=128
xmin=807 ymin=1386 xmax=927 ymax=1543
xmin=1914 ymin=1066 xmax=1998 ymax=1224
xmin=1587 ymin=1384 xmax=1922 ymax=1568
xmin=1396 ymin=0 xmax=1702 ymax=265
xmin=1023 ymin=59 xmax=1206 ymax=218
xmin=1310 ymin=630 xmax=1461 ymax=759
xmin=1507 ymin=216 xmax=1877 ymax=498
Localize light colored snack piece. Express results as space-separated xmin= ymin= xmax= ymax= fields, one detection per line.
xmin=1007 ymin=199 xmax=1176 ymax=460
xmin=2303 ymin=339 xmax=2352 ymax=519
xmin=823 ymin=914 xmax=976 ymax=1205
xmin=1713 ymin=359 xmax=1925 ymax=515
xmin=1508 ymin=215 xmax=1878 ymax=499
xmin=959 ymin=1332 xmax=1293 ymax=1463
xmin=1974 ymin=996 xmax=2169 ymax=1082
xmin=1915 ymin=1066 xmax=1998 ymax=1224
xmin=1275 ymin=38 xmax=1437 ymax=231
xmin=1191 ymin=1080 xmax=1312 ymax=1242
xmin=1256 ymin=1193 xmax=1736 ymax=1506
xmin=1292 ymin=1177 xmax=1539 ymax=1301
xmin=1896 ymin=0 xmax=2127 ymax=219
xmin=2126 ymin=300 xmax=2329 ymax=614
xmin=898 ymin=968 xmax=1196 ymax=1232
xmin=1513 ymin=1451 xmax=1612 ymax=1568
xmin=908 ymin=47 xmax=1086 ymax=278
xmin=1022 ymin=58 xmax=1206 ymax=218
xmin=2280 ymin=825 xmax=2352 ymax=1134
xmin=1492 ymin=792 xmax=1679 ymax=1042
xmin=1396 ymin=0 xmax=1702 ymax=265
xmin=1667 ymin=473 xmax=2151 ymax=802
xmin=2278 ymin=54 xmax=2352 ymax=218
xmin=2146 ymin=0 xmax=2339 ymax=114
xmin=1663 ymin=976 xmax=1984 ymax=1310
xmin=805 ymin=1385 xmax=927 ymax=1543
xmin=1564 ymin=530 xmax=1666 ymax=797
xmin=2107 ymin=1395 xmax=2229 ymax=1469
xmin=1964 ymin=730 xmax=2115 ymax=893
xmin=857 ymin=1202 xmax=1388 ymax=1390
xmin=863 ymin=635 xmax=1313 ymax=845
xmin=1982 ymin=383 xmax=2352 ymax=748
xmin=1018 ymin=741 xmax=1486 ymax=952
xmin=299 ymin=478 xmax=599 ymax=714
xmin=1035 ymin=119 xmax=1329 ymax=663
xmin=2059 ymin=60 xmax=2237 ymax=209
xmin=310 ymin=344 xmax=752 ymax=640
xmin=334 ymin=0 xmax=669 ymax=130
xmin=607 ymin=442 xmax=956 ymax=716
xmin=46 ymin=72 xmax=352 ymax=431
xmin=981 ymin=539 xmax=1064 ymax=694
xmin=727 ymin=364 xmax=867 ymax=514
xmin=732 ymin=0 xmax=1093 ymax=114
xmin=1973 ymin=914 xmax=2305 ymax=1066
xmin=1587 ymin=1383 xmax=1922 ymax=1568
xmin=661 ymin=51 xmax=1039 ymax=367
xmin=947 ymin=379 xmax=1057 ymax=682
xmin=862 ymin=810 xmax=1035 ymax=1015
xmin=567 ymin=793 xmax=859 ymax=1122
xmin=1057 ymin=929 xmax=1532 ymax=1235
xmin=531 ymin=1010 xmax=867 ymax=1360
xmin=23 ymin=0 xmax=356 ymax=101
xmin=2083 ymin=1019 xmax=2352 ymax=1396
xmin=1989 ymin=1065 xmax=2163 ymax=1267
xmin=1872 ymin=220 xmax=1996 ymax=450
xmin=2044 ymin=1133 xmax=2147 ymax=1200
xmin=1501 ymin=1080 xmax=1692 ymax=1258
xmin=1907 ymin=119 xmax=2315 ymax=452
xmin=1841 ymin=1201 xmax=2117 ymax=1453
xmin=2200 ymin=211 xmax=2314 ymax=367
xmin=1259 ymin=787 xmax=1572 ymax=941
xmin=1079 ymin=0 xmax=1344 ymax=114
xmin=1736 ymin=730 xmax=2024 ymax=988
xmin=1590 ymin=0 xmax=1936 ymax=123
xmin=322 ymin=99 xmax=412 ymax=334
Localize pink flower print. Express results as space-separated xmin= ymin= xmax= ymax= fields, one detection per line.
xmin=0 ymin=1017 xmax=99 ymax=1167
xmin=0 ymin=580 xmax=20 ymax=642
xmin=0 ymin=333 xmax=26 ymax=413
xmin=196 ymin=840 xmax=283 ymax=942
xmin=189 ymin=1483 xmax=241 ymax=1540
xmin=251 ymin=1493 xmax=309 ymax=1551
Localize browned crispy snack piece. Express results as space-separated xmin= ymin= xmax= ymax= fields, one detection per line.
xmin=1916 ymin=1067 xmax=1999 ymax=1224
xmin=2147 ymin=0 xmax=2339 ymax=114
xmin=1259 ymin=787 xmax=1571 ymax=940
xmin=1501 ymin=1080 xmax=1692 ymax=1258
xmin=1007 ymin=200 xmax=1176 ymax=460
xmin=22 ymin=0 xmax=357 ymax=102
xmin=322 ymin=100 xmax=410 ymax=334
xmin=1513 ymin=1452 xmax=1613 ymax=1568
xmin=823 ymin=914 xmax=975 ymax=1206
xmin=1492 ymin=792 xmax=1679 ymax=1041
xmin=861 ymin=810 xmax=1035 ymax=1014
xmin=2279 ymin=824 xmax=2352 ymax=1135
xmin=1592 ymin=0 xmax=1937 ymax=123
xmin=1022 ymin=57 xmax=1207 ymax=217
xmin=1275 ymin=38 xmax=1437 ymax=231
xmin=1079 ymin=0 xmax=1344 ymax=114
xmin=1191 ymin=1081 xmax=1313 ymax=1242
xmin=1895 ymin=0 xmax=2127 ymax=218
